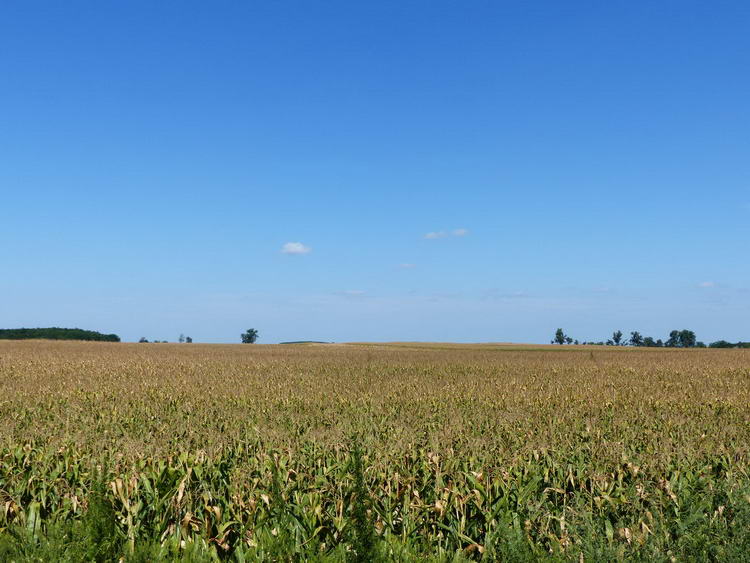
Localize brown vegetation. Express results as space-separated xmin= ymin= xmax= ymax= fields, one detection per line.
xmin=1 ymin=341 xmax=748 ymax=559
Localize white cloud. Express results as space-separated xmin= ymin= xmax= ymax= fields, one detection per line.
xmin=281 ymin=242 xmax=311 ymax=255
xmin=697 ymin=281 xmax=716 ymax=288
xmin=424 ymin=228 xmax=469 ymax=239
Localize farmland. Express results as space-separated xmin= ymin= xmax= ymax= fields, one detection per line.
xmin=1 ymin=341 xmax=749 ymax=561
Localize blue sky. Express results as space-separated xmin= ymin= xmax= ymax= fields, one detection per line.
xmin=1 ymin=1 xmax=748 ymax=343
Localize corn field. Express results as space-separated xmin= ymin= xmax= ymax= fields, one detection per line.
xmin=1 ymin=341 xmax=749 ymax=561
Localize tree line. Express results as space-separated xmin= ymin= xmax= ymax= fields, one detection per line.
xmin=138 ymin=334 xmax=193 ymax=343
xmin=0 ymin=328 xmax=120 ymax=342
xmin=140 ymin=329 xmax=260 ymax=344
xmin=139 ymin=329 xmax=260 ymax=344
xmin=553 ymin=328 xmax=749 ymax=348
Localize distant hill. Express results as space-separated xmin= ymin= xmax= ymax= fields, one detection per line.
xmin=0 ymin=328 xmax=120 ymax=342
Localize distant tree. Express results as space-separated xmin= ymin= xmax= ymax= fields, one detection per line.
xmin=709 ymin=340 xmax=733 ymax=348
xmin=666 ymin=330 xmax=681 ymax=348
xmin=241 ymin=328 xmax=259 ymax=344
xmin=642 ymin=336 xmax=657 ymax=347
xmin=612 ymin=330 xmax=623 ymax=346
xmin=656 ymin=339 xmax=664 ymax=347
xmin=666 ymin=329 xmax=697 ymax=348
xmin=565 ymin=336 xmax=573 ymax=345
xmin=138 ymin=337 xmax=149 ymax=343
xmin=554 ymin=328 xmax=566 ymax=345
xmin=185 ymin=336 xmax=193 ymax=343
xmin=179 ymin=334 xmax=185 ymax=343
xmin=695 ymin=341 xmax=706 ymax=348
xmin=574 ymin=339 xmax=579 ymax=345
xmin=629 ymin=331 xmax=643 ymax=347
xmin=679 ymin=329 xmax=697 ymax=348
xmin=0 ymin=328 xmax=120 ymax=342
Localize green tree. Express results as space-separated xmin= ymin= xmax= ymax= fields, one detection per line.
xmin=666 ymin=329 xmax=697 ymax=348
xmin=241 ymin=329 xmax=259 ymax=344
xmin=629 ymin=331 xmax=643 ymax=347
xmin=666 ymin=330 xmax=681 ymax=347
xmin=554 ymin=328 xmax=566 ymax=345
xmin=679 ymin=329 xmax=697 ymax=348
xmin=0 ymin=328 xmax=120 ymax=342
xmin=612 ymin=330 xmax=623 ymax=346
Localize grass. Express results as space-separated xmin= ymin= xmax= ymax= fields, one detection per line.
xmin=0 ymin=340 xmax=749 ymax=560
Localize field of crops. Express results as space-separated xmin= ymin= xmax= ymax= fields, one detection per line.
xmin=1 ymin=341 xmax=749 ymax=561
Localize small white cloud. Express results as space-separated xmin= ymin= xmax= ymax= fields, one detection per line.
xmin=399 ymin=263 xmax=416 ymax=269
xmin=281 ymin=242 xmax=311 ymax=255
xmin=424 ymin=228 xmax=469 ymax=239
xmin=698 ymin=281 xmax=716 ymax=288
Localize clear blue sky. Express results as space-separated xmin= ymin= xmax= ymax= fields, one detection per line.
xmin=2 ymin=1 xmax=748 ymax=343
